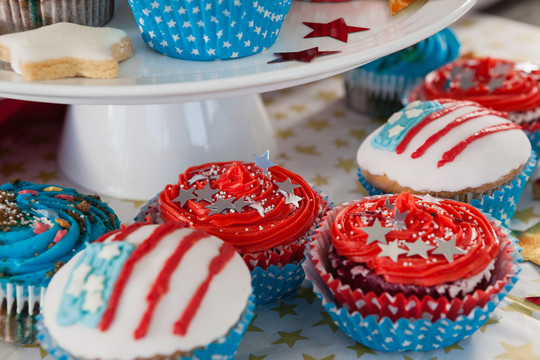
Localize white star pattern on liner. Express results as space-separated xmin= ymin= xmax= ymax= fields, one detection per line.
xmin=130 ymin=0 xmax=290 ymax=60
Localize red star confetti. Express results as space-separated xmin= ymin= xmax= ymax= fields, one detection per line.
xmin=525 ymin=296 xmax=540 ymax=307
xmin=268 ymin=47 xmax=340 ymax=64
xmin=389 ymin=0 xmax=418 ymax=14
xmin=303 ymin=18 xmax=369 ymax=43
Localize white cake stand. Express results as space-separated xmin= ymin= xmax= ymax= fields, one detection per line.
xmin=0 ymin=0 xmax=475 ymax=199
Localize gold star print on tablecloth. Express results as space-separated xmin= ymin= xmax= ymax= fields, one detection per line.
xmin=307 ymin=118 xmax=330 ymax=132
xmin=270 ymin=301 xmax=298 ymax=318
xmin=249 ymin=355 xmax=268 ymax=360
xmin=21 ymin=345 xmax=48 ymax=359
xmin=514 ymin=207 xmax=540 ymax=224
xmin=310 ymin=173 xmax=329 ymax=187
xmin=34 ymin=170 xmax=59 ymax=183
xmin=480 ymin=318 xmax=500 ymax=333
xmin=346 ymin=342 xmax=376 ymax=357
xmin=42 ymin=151 xmax=56 ymax=162
xmin=334 ymin=157 xmax=356 ymax=173
xmin=0 ymin=161 xmax=26 ymax=178
xmin=272 ymin=329 xmax=309 ymax=348
xmin=311 ymin=312 xmax=339 ymax=333
xmin=444 ymin=342 xmax=464 ymax=354
xmin=502 ymin=295 xmax=540 ymax=317
xmin=496 ymin=342 xmax=540 ymax=360
xmin=246 ymin=315 xmax=264 ymax=333
xmin=295 ymin=145 xmax=321 ymax=156
xmin=295 ymin=286 xmax=316 ymax=305
xmin=276 ymin=128 xmax=296 ymax=140
xmin=302 ymin=354 xmax=335 ymax=360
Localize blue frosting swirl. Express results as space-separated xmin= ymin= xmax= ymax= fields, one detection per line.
xmin=359 ymin=28 xmax=460 ymax=79
xmin=0 ymin=179 xmax=120 ymax=287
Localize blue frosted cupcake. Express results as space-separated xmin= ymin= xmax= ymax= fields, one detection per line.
xmin=0 ymin=178 xmax=120 ymax=344
xmin=344 ymin=28 xmax=460 ymax=118
xmin=127 ymin=0 xmax=292 ymax=60
xmin=38 ymin=222 xmax=254 ymax=360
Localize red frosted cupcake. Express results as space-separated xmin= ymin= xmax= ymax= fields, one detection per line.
xmin=139 ymin=154 xmax=329 ymax=304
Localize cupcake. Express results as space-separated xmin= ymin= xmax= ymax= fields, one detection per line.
xmin=356 ymin=99 xmax=536 ymax=226
xmin=0 ymin=0 xmax=114 ymax=34
xmin=303 ymin=192 xmax=521 ymax=351
xmin=138 ymin=155 xmax=329 ymax=304
xmin=127 ymin=0 xmax=292 ymax=60
xmin=344 ymin=28 xmax=460 ymax=118
xmin=38 ymin=222 xmax=254 ymax=360
xmin=406 ymin=57 xmax=540 ymax=149
xmin=0 ymin=178 xmax=120 ymax=344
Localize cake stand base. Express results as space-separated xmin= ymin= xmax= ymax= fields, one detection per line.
xmin=57 ymin=94 xmax=275 ymax=200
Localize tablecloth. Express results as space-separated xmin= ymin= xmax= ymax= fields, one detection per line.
xmin=2 ymin=12 xmax=540 ymax=360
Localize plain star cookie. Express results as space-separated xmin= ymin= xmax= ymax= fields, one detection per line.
xmin=0 ymin=23 xmax=133 ymax=80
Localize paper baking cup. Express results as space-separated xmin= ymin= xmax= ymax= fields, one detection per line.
xmin=0 ymin=282 xmax=45 ymax=344
xmin=37 ymin=294 xmax=256 ymax=360
xmin=0 ymin=0 xmax=114 ymax=34
xmin=303 ymin=209 xmax=521 ymax=351
xmin=251 ymin=262 xmax=305 ymax=305
xmin=127 ymin=0 xmax=292 ymax=60
xmin=357 ymin=151 xmax=537 ymax=227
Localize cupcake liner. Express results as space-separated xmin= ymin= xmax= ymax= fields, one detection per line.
xmin=37 ymin=294 xmax=256 ymax=360
xmin=306 ymin=202 xmax=520 ymax=322
xmin=127 ymin=0 xmax=292 ymax=60
xmin=1 ymin=0 xmax=114 ymax=34
xmin=357 ymin=151 xmax=537 ymax=227
xmin=303 ymin=207 xmax=521 ymax=351
xmin=252 ymin=263 xmax=305 ymax=305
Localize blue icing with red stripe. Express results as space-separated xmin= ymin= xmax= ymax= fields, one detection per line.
xmin=371 ymin=100 xmax=445 ymax=151
xmin=56 ymin=242 xmax=135 ymax=328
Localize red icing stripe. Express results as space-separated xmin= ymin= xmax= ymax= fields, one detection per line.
xmin=438 ymin=123 xmax=522 ymax=168
xmin=395 ymin=101 xmax=476 ymax=155
xmin=411 ymin=108 xmax=504 ymax=159
xmin=94 ymin=222 xmax=146 ymax=243
xmin=173 ymin=242 xmax=236 ymax=336
xmin=98 ymin=222 xmax=186 ymax=332
xmin=133 ymin=229 xmax=209 ymax=339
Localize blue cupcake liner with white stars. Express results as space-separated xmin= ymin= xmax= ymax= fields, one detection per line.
xmin=37 ymin=294 xmax=256 ymax=360
xmin=303 ymin=219 xmax=522 ymax=352
xmin=128 ymin=0 xmax=292 ymax=60
xmin=357 ymin=150 xmax=537 ymax=228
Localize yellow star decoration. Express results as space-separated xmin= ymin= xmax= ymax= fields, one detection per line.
xmin=22 ymin=344 xmax=48 ymax=359
xmin=317 ymin=91 xmax=338 ymax=103
xmin=273 ymin=112 xmax=288 ymax=121
xmin=444 ymin=342 xmax=464 ymax=353
xmin=276 ymin=128 xmax=296 ymax=140
xmin=43 ymin=151 xmax=57 ymax=162
xmin=303 ymin=354 xmax=335 ymax=360
xmin=0 ymin=161 xmax=26 ymax=177
xmin=502 ymin=295 xmax=540 ymax=317
xmin=514 ymin=207 xmax=540 ymax=224
xmin=35 ymin=170 xmax=58 ymax=183
xmin=351 ymin=182 xmax=369 ymax=196
xmin=333 ymin=110 xmax=346 ymax=118
xmin=334 ymin=157 xmax=356 ymax=173
xmin=249 ymin=355 xmax=268 ymax=360
xmin=271 ymin=301 xmax=298 ymax=318
xmin=346 ymin=342 xmax=376 ymax=357
xmin=333 ymin=138 xmax=349 ymax=148
xmin=349 ymin=129 xmax=367 ymax=141
xmin=311 ymin=311 xmax=338 ymax=333
xmin=295 ymin=145 xmax=320 ymax=156
xmin=307 ymin=118 xmax=330 ymax=132
xmin=290 ymin=104 xmax=306 ymax=113
xmin=479 ymin=317 xmax=499 ymax=333
xmin=247 ymin=314 xmax=264 ymax=333
xmin=272 ymin=329 xmax=309 ymax=348
xmin=295 ymin=286 xmax=316 ymax=305
xmin=496 ymin=342 xmax=540 ymax=360
xmin=310 ymin=173 xmax=329 ymax=187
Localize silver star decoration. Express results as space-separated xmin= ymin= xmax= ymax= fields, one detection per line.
xmin=233 ymin=197 xmax=252 ymax=213
xmin=377 ymin=240 xmax=408 ymax=262
xmin=194 ymin=183 xmax=219 ymax=203
xmin=449 ymin=64 xmax=463 ymax=78
xmin=206 ymin=197 xmax=236 ymax=216
xmin=418 ymin=194 xmax=441 ymax=205
xmin=431 ymin=237 xmax=466 ymax=263
xmin=491 ymin=62 xmax=513 ymax=77
xmin=361 ymin=220 xmax=392 ymax=245
xmin=249 ymin=202 xmax=265 ymax=218
xmin=405 ymin=238 xmax=436 ymax=259
xmin=486 ymin=76 xmax=505 ymax=93
xmin=458 ymin=68 xmax=476 ymax=91
xmin=172 ymin=186 xmax=196 ymax=207
xmin=275 ymin=178 xmax=300 ymax=195
xmin=392 ymin=209 xmax=409 ymax=231
xmin=515 ymin=61 xmax=540 ymax=73
xmin=254 ymin=150 xmax=276 ymax=172
xmin=188 ymin=174 xmax=206 ymax=185
xmin=283 ymin=192 xmax=302 ymax=207
xmin=384 ymin=197 xmax=395 ymax=210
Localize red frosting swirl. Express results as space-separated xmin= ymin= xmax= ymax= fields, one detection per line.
xmin=158 ymin=162 xmax=321 ymax=254
xmin=331 ymin=193 xmax=499 ymax=287
xmin=409 ymin=57 xmax=540 ymax=113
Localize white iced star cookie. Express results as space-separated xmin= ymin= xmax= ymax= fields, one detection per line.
xmin=0 ymin=23 xmax=133 ymax=80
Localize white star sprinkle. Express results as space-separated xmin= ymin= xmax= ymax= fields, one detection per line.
xmin=388 ymin=125 xmax=404 ymax=138
xmin=83 ymin=274 xmax=105 ymax=293
xmin=82 ymin=291 xmax=105 ymax=313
